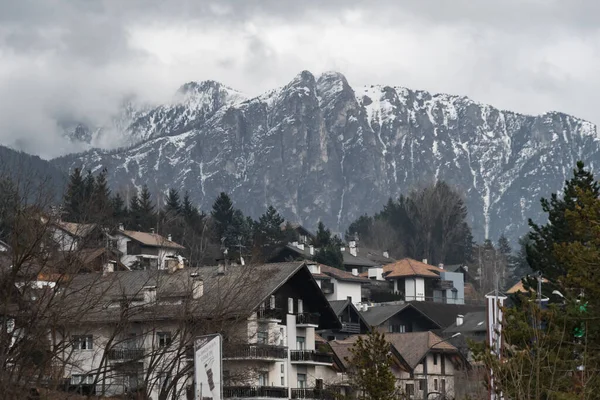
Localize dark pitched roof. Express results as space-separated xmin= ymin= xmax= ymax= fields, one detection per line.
xmin=408 ymin=301 xmax=485 ymax=329
xmin=313 ymin=264 xmax=369 ymax=283
xmin=329 ymin=331 xmax=459 ymax=371
xmin=329 ymin=300 xmax=350 ymax=316
xmin=359 ymin=303 xmax=411 ymax=327
xmin=386 ymin=332 xmax=459 ymax=369
xmin=443 ymin=311 xmax=487 ymax=334
xmin=357 ymin=247 xmax=395 ymax=264
xmin=341 ymin=251 xmax=379 ymax=268
xmin=118 ymin=229 xmax=185 ymax=249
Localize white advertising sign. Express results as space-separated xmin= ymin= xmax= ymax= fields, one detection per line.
xmin=195 ymin=334 xmax=222 ymax=400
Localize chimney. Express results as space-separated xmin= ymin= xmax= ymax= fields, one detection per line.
xmin=456 ymin=314 xmax=464 ymax=326
xmin=118 ymin=223 xmax=124 ymax=231
xmin=150 ymin=228 xmax=155 ymax=234
xmin=190 ymin=273 xmax=204 ymax=299
xmin=463 ymin=265 xmax=469 ymax=272
xmin=309 ymin=245 xmax=314 ymax=256
xmin=143 ymin=286 xmax=157 ymax=304
xmin=297 ymin=243 xmax=305 ymax=251
xmin=422 ymin=258 xmax=428 ymax=265
xmin=217 ymin=265 xmax=226 ymax=275
xmin=383 ymin=250 xmax=389 ymax=259
xmin=349 ymin=240 xmax=357 ymax=257
xmin=352 ymin=268 xmax=358 ymax=276
xmin=438 ymin=263 xmax=444 ymax=270
xmin=103 ymin=261 xmax=115 ymax=276
xmin=167 ymin=234 xmax=172 ymax=242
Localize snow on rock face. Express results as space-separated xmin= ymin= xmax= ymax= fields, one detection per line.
xmin=52 ymin=72 xmax=600 ymax=245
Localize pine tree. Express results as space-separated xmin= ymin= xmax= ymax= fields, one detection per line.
xmin=63 ymin=168 xmax=85 ymax=222
xmin=128 ymin=193 xmax=141 ymax=230
xmin=312 ymin=221 xmax=331 ymax=248
xmin=312 ymin=222 xmax=344 ymax=269
xmin=111 ymin=193 xmax=128 ymax=224
xmin=345 ymin=332 xmax=397 ymax=400
xmin=528 ymin=161 xmax=600 ymax=280
xmin=138 ymin=185 xmax=156 ymax=232
xmin=211 ymin=192 xmax=234 ymax=242
xmin=254 ymin=206 xmax=286 ymax=259
xmin=164 ymin=188 xmax=181 ymax=216
xmin=92 ymin=168 xmax=112 ymax=220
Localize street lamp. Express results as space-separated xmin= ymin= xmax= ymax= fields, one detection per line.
xmin=423 ymin=333 xmax=461 ymax=400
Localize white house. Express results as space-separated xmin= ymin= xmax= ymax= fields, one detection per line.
xmin=112 ymin=226 xmax=185 ymax=270
xmin=308 ymin=263 xmax=368 ymax=305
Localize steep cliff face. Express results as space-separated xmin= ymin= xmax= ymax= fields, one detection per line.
xmin=51 ymin=71 xmax=600 ymax=243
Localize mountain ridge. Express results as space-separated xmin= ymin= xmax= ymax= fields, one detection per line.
xmin=49 ymin=70 xmax=598 ymax=244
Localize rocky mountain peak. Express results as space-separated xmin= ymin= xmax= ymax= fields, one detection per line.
xmin=52 ymin=70 xmax=599 ymax=245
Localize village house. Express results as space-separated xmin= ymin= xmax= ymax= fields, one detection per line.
xmin=35 ymin=261 xmax=341 ymax=400
xmin=318 ymin=298 xmax=371 ymax=341
xmin=308 ymin=262 xmax=368 ymax=304
xmin=364 ymin=258 xmax=466 ymax=304
xmin=112 ymin=225 xmax=186 ymax=270
xmin=329 ymin=331 xmax=464 ymax=399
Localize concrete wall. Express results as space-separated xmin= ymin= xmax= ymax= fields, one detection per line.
xmin=440 ymin=271 xmax=465 ymax=304
xmin=330 ymin=280 xmax=362 ymax=304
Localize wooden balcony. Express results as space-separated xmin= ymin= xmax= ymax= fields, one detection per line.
xmin=340 ymin=322 xmax=360 ymax=334
xmin=223 ymin=386 xmax=288 ymax=398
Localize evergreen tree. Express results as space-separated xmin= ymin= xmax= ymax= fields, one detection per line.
xmin=0 ymin=177 xmax=19 ymax=241
xmin=314 ymin=236 xmax=344 ymax=270
xmin=138 ymin=185 xmax=156 ymax=232
xmin=92 ymin=168 xmax=112 ymax=220
xmin=312 ymin=221 xmax=332 ymax=248
xmin=128 ymin=193 xmax=141 ymax=230
xmin=111 ymin=193 xmax=128 ymax=224
xmin=527 ymin=161 xmax=600 ymax=280
xmin=83 ymin=170 xmax=95 ymax=203
xmin=164 ymin=188 xmax=181 ymax=216
xmin=345 ymin=332 xmax=397 ymax=400
xmin=254 ymin=206 xmax=286 ymax=259
xmin=211 ymin=192 xmax=235 ymax=242
xmin=63 ymin=168 xmax=85 ymax=221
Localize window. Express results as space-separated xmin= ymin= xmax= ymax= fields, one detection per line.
xmin=389 ymin=324 xmax=405 ymax=333
xmin=258 ymin=372 xmax=268 ymax=386
xmin=297 ymin=373 xmax=306 ymax=389
xmin=405 ymin=384 xmax=414 ymax=396
xmin=296 ymin=336 xmax=306 ymax=350
xmin=71 ymin=375 xmax=94 ymax=385
xmin=73 ymin=335 xmax=93 ymax=350
xmin=281 ymin=376 xmax=285 ymax=386
xmin=298 ymin=299 xmax=304 ymax=314
xmin=419 ymin=380 xmax=425 ymax=391
xmin=257 ymin=330 xmax=268 ymax=345
xmin=157 ymin=332 xmax=172 ymax=348
xmin=279 ymin=328 xmax=285 ymax=345
xmin=270 ymin=295 xmax=276 ymax=309
xmin=281 ymin=364 xmax=284 ymax=373
xmin=441 ymin=355 xmax=446 ymax=374
xmin=288 ymin=298 xmax=294 ymax=314
xmin=441 ymin=379 xmax=446 ymax=393
xmin=433 ymin=354 xmax=438 ymax=365
xmin=434 ymin=379 xmax=438 ymax=391
xmin=315 ymin=379 xmax=323 ymax=390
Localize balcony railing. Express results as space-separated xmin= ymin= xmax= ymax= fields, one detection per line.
xmin=106 ymin=348 xmax=144 ymax=361
xmin=340 ymin=322 xmax=360 ymax=334
xmin=224 ymin=344 xmax=288 ymax=360
xmin=223 ymin=386 xmax=288 ymax=398
xmin=296 ymin=312 xmax=320 ymax=326
xmin=290 ymin=350 xmax=332 ymax=364
xmin=321 ymin=281 xmax=334 ymax=294
xmin=257 ymin=307 xmax=283 ymax=320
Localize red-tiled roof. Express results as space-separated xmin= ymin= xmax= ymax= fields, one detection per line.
xmin=378 ymin=258 xmax=443 ymax=279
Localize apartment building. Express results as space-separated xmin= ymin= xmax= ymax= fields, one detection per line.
xmin=49 ymin=261 xmax=340 ymax=400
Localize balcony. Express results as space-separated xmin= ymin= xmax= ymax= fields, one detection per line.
xmin=340 ymin=322 xmax=360 ymax=334
xmin=257 ymin=307 xmax=283 ymax=321
xmin=223 ymin=344 xmax=288 ymax=361
xmin=290 ymin=350 xmax=333 ymax=365
xmin=106 ymin=348 xmax=144 ymax=361
xmin=296 ymin=312 xmax=319 ymax=327
xmin=321 ymin=280 xmax=334 ymax=294
xmin=223 ymin=386 xmax=288 ymax=398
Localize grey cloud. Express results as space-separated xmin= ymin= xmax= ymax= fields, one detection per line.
xmin=0 ymin=0 xmax=598 ymax=158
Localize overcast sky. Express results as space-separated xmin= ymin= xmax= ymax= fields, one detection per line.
xmin=1 ymin=0 xmax=599 ymax=158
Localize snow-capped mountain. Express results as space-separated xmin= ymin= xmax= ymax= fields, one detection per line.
xmin=51 ymin=71 xmax=600 ymax=243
